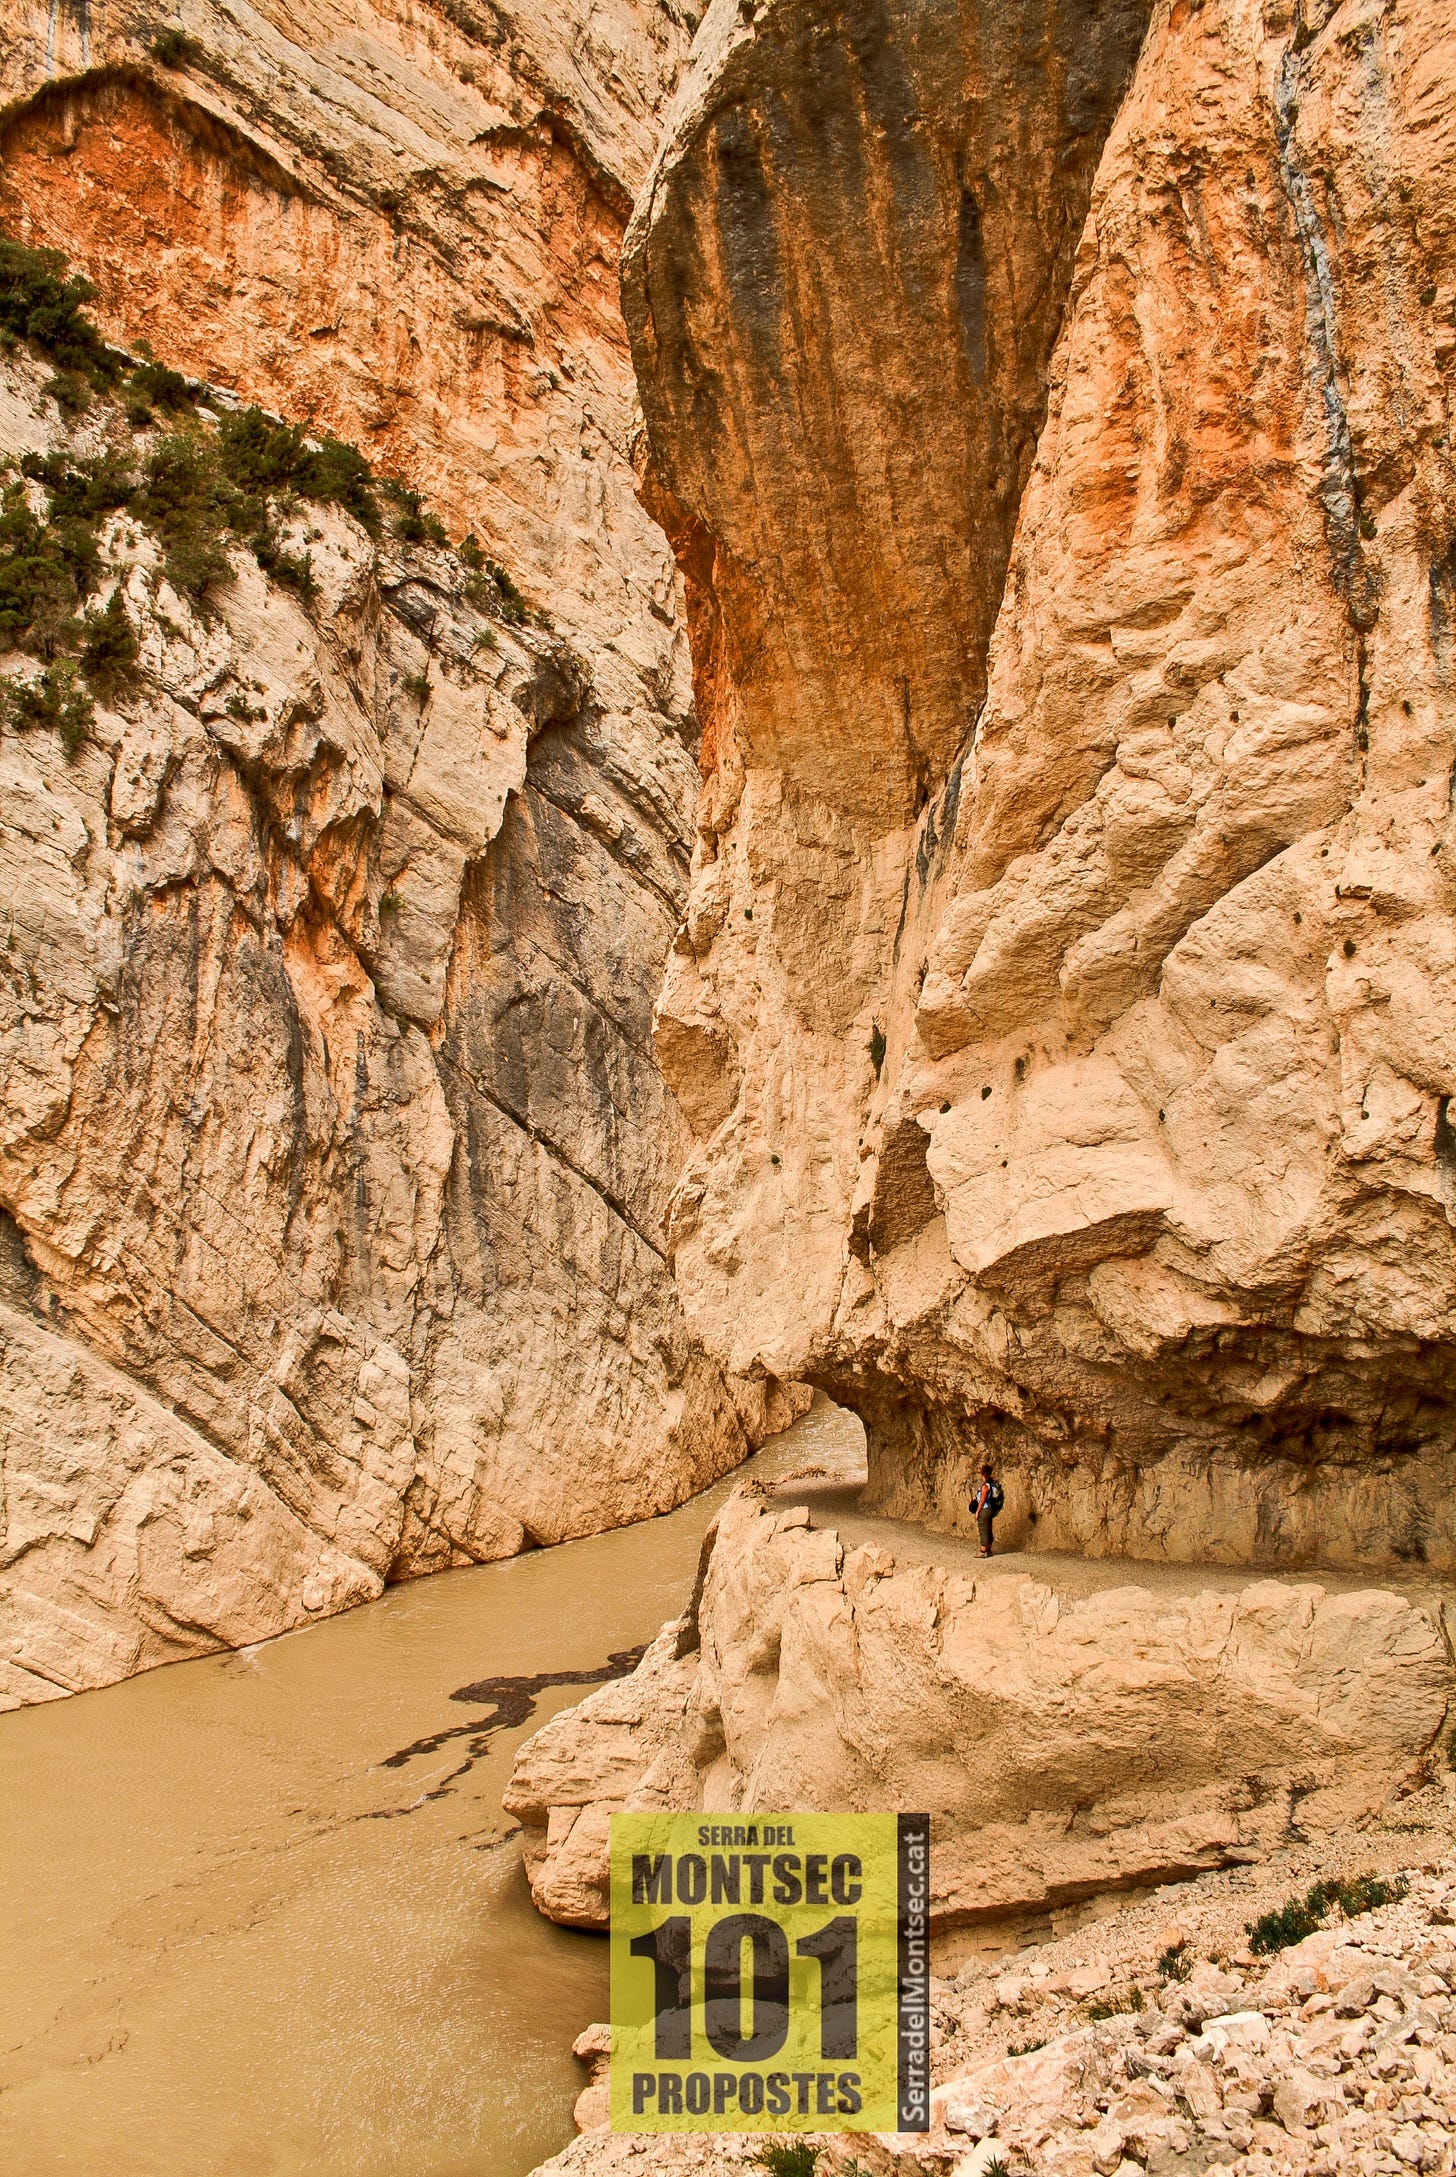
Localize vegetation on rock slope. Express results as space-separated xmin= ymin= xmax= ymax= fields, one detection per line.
xmin=0 ymin=230 xmax=538 ymax=753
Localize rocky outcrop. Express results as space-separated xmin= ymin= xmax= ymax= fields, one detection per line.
xmin=0 ymin=0 xmax=693 ymax=544
xmin=634 ymin=0 xmax=1456 ymax=1568
xmin=504 ymin=1483 xmax=1452 ymax=1930
xmin=0 ymin=0 xmax=796 ymax=1709
xmin=530 ymin=1864 xmax=1456 ymax=2175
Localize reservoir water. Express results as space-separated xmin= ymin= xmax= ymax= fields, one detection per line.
xmin=0 ymin=1397 xmax=862 ymax=2177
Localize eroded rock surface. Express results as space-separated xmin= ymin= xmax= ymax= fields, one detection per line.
xmin=0 ymin=323 xmax=777 ymax=1708
xmin=504 ymin=1483 xmax=1451 ymax=1930
xmin=625 ymin=0 xmax=1152 ymax=828
xmin=636 ymin=0 xmax=1456 ymax=1566
xmin=0 ymin=0 xmax=807 ymax=1708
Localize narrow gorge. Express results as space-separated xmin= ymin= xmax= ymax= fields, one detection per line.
xmin=510 ymin=0 xmax=1456 ymax=2166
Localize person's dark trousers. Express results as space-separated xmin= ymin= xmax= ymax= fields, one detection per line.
xmin=977 ymin=1507 xmax=995 ymax=1553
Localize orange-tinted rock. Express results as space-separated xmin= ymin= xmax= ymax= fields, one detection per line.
xmin=0 ymin=0 xmax=688 ymax=655
xmin=625 ymin=0 xmax=1152 ymax=829
xmin=635 ymin=0 xmax=1456 ymax=1569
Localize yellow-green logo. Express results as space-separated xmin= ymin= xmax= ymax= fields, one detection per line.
xmin=608 ymin=1811 xmax=929 ymax=2133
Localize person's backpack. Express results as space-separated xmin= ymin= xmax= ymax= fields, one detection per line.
xmin=986 ymin=1478 xmax=1005 ymax=1516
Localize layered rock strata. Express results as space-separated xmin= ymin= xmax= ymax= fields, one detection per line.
xmin=505 ymin=1482 xmax=1452 ymax=1930
xmin=636 ymin=0 xmax=1456 ymax=1566
xmin=0 ymin=97 xmax=800 ymax=1732
xmin=0 ymin=0 xmax=792 ymax=1709
xmin=0 ymin=338 xmax=785 ymax=1707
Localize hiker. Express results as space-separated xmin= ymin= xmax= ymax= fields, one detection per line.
xmin=972 ymin=1462 xmax=1004 ymax=1556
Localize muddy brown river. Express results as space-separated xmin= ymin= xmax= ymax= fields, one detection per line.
xmin=0 ymin=1399 xmax=862 ymax=2177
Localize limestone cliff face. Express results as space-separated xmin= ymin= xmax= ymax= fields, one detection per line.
xmin=637 ymin=0 xmax=1456 ymax=1571
xmin=0 ymin=0 xmax=799 ymax=1709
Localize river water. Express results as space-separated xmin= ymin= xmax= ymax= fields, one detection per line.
xmin=0 ymin=1397 xmax=863 ymax=2177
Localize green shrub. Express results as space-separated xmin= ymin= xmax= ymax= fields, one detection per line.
xmin=45 ymin=368 xmax=91 ymax=414
xmin=290 ymin=432 xmax=381 ymax=535
xmin=150 ymin=27 xmax=204 ymax=65
xmin=79 ymin=586 xmax=139 ymax=697
xmin=0 ymin=231 xmax=454 ymax=630
xmin=3 ymin=661 xmax=95 ymax=758
xmin=401 ymin=668 xmax=430 ymax=702
xmin=56 ymin=674 xmax=93 ymax=759
xmin=456 ymin=535 xmax=539 ymax=624
xmin=132 ymin=432 xmax=235 ymax=598
xmin=132 ymin=409 xmax=380 ymax=601
xmin=485 ymin=556 xmax=527 ymax=621
xmin=21 ymin=448 xmax=134 ymax=524
xmin=1247 ymin=1872 xmax=1409 ymax=1957
xmin=217 ymin=407 xmax=380 ymax=536
xmin=125 ymin=358 xmax=197 ymax=427
xmin=1158 ymin=1941 xmax=1191 ymax=1983
xmin=200 ymin=405 xmax=283 ymax=501
xmin=269 ymin=548 xmax=318 ymax=603
xmin=0 ymin=234 xmax=122 ymax=387
xmin=1 ymin=454 xmax=140 ymax=663
xmin=383 ymin=481 xmax=447 ymax=547
xmin=757 ymin=2145 xmax=818 ymax=2177
xmin=1332 ymin=1872 xmax=1408 ymax=1919
xmin=0 ymin=480 xmax=87 ymax=656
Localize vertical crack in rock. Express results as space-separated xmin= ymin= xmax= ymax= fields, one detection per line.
xmin=1274 ymin=36 xmax=1360 ymax=591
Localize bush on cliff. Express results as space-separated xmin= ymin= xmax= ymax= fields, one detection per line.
xmin=79 ymin=585 xmax=140 ymax=698
xmin=1 ymin=659 xmax=94 ymax=758
xmin=132 ymin=415 xmax=377 ymax=598
xmin=0 ymin=228 xmax=537 ymax=714
xmin=217 ymin=406 xmax=382 ymax=538
xmin=0 ymin=475 xmax=91 ymax=654
xmin=383 ymin=479 xmax=447 ymax=547
xmin=1247 ymin=1871 xmax=1409 ymax=1955
xmin=131 ymin=432 xmax=236 ymax=598
xmin=0 ymin=236 xmax=123 ymax=389
xmin=124 ymin=358 xmax=200 ymax=427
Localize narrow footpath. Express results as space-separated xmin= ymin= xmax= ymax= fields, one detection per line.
xmin=767 ymin=1396 xmax=1456 ymax=1615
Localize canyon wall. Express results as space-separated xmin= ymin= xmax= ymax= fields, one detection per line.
xmin=0 ymin=0 xmax=798 ymax=1709
xmin=635 ymin=0 xmax=1456 ymax=1571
